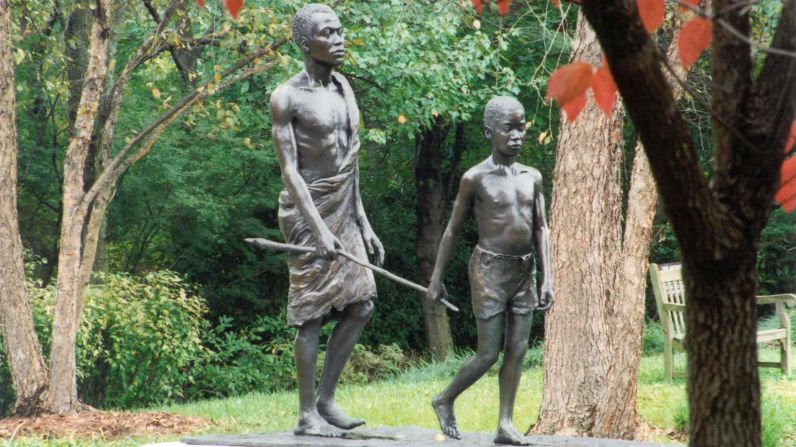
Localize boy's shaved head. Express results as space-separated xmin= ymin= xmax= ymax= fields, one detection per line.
xmin=484 ymin=96 xmax=524 ymax=130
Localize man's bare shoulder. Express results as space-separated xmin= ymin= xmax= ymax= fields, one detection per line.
xmin=269 ymin=73 xmax=308 ymax=111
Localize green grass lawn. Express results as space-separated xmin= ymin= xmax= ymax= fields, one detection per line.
xmin=7 ymin=349 xmax=796 ymax=446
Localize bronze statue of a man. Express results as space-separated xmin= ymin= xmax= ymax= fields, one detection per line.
xmin=427 ymin=97 xmax=554 ymax=445
xmin=270 ymin=4 xmax=383 ymax=438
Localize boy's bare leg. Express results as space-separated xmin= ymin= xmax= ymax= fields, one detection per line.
xmin=433 ymin=313 xmax=505 ymax=439
xmin=294 ymin=318 xmax=343 ymax=437
xmin=495 ymin=312 xmax=533 ymax=445
xmin=316 ymin=300 xmax=374 ymax=429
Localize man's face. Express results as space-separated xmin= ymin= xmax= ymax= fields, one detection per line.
xmin=488 ymin=107 xmax=526 ymax=157
xmin=304 ymin=12 xmax=345 ymax=67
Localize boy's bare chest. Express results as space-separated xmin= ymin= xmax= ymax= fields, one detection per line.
xmin=478 ymin=174 xmax=535 ymax=210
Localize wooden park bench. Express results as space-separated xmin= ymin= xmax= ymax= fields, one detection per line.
xmin=649 ymin=262 xmax=796 ymax=379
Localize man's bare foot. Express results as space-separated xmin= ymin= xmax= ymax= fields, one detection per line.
xmin=294 ymin=411 xmax=344 ymax=437
xmin=432 ymin=395 xmax=461 ymax=440
xmin=494 ymin=422 xmax=529 ymax=446
xmin=317 ymin=400 xmax=365 ymax=430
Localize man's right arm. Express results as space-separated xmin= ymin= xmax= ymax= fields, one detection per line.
xmin=270 ymin=87 xmax=341 ymax=258
xmin=426 ymin=173 xmax=475 ymax=303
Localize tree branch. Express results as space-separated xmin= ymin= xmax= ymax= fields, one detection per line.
xmin=95 ymin=0 xmax=184 ymax=165
xmin=81 ymin=37 xmax=285 ymax=210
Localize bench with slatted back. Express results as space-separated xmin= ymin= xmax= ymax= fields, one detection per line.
xmin=649 ymin=262 xmax=795 ymax=379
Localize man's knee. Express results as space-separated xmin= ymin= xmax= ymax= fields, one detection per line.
xmin=347 ymin=299 xmax=374 ymax=321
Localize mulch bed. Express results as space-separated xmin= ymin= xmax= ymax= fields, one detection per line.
xmin=0 ymin=411 xmax=210 ymax=439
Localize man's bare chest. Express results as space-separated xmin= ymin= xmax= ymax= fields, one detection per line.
xmin=292 ymin=89 xmax=350 ymax=135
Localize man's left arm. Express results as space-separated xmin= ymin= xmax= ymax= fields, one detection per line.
xmin=533 ymin=175 xmax=554 ymax=310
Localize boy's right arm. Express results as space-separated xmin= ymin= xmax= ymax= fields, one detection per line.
xmin=271 ymin=88 xmax=342 ymax=259
xmin=426 ymin=174 xmax=475 ymax=304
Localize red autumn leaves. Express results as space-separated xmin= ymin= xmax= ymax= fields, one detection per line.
xmin=544 ymin=0 xmax=712 ymax=121
xmin=776 ymin=122 xmax=796 ymax=212
xmin=546 ymin=60 xmax=617 ymax=121
xmin=196 ymin=0 xmax=243 ymax=20
xmin=471 ymin=0 xmax=513 ymax=16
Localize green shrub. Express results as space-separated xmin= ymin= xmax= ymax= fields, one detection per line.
xmin=0 ymin=271 xmax=208 ymax=412
xmin=643 ymin=320 xmax=665 ymax=354
xmin=318 ymin=344 xmax=410 ymax=385
xmin=187 ymin=315 xmax=296 ymax=399
xmin=76 ymin=271 xmax=207 ymax=408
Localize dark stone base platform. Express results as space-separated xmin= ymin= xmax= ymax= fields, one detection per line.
xmin=178 ymin=425 xmax=681 ymax=447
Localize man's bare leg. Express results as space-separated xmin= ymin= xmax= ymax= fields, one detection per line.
xmin=294 ymin=318 xmax=343 ymax=437
xmin=316 ymin=300 xmax=373 ymax=429
xmin=494 ymin=312 xmax=532 ymax=445
xmin=433 ymin=313 xmax=505 ymax=439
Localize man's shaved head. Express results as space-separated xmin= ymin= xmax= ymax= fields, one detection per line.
xmin=293 ymin=3 xmax=337 ymax=49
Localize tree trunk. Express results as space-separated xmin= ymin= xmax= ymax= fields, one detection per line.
xmin=47 ymin=0 xmax=112 ymax=414
xmin=686 ymin=259 xmax=761 ymax=444
xmin=65 ymin=2 xmax=91 ymax=126
xmin=590 ymin=145 xmax=654 ymax=438
xmin=591 ymin=13 xmax=691 ymax=437
xmin=534 ymin=13 xmax=625 ymax=436
xmin=415 ymin=118 xmax=455 ymax=360
xmin=0 ymin=0 xmax=50 ymax=416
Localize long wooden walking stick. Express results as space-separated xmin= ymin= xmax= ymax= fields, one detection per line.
xmin=245 ymin=238 xmax=459 ymax=312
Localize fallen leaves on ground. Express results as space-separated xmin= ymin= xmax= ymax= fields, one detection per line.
xmin=0 ymin=411 xmax=210 ymax=439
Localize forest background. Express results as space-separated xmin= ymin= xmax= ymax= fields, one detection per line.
xmin=1 ymin=0 xmax=794 ymax=415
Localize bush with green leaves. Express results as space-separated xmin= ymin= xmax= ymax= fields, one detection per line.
xmin=0 ymin=271 xmax=207 ymax=412
xmin=64 ymin=271 xmax=206 ymax=408
xmin=186 ymin=314 xmax=296 ymax=400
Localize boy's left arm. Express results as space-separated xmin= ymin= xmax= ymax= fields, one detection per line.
xmin=534 ymin=175 xmax=554 ymax=310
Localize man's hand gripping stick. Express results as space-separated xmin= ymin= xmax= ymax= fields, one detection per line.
xmin=245 ymin=238 xmax=459 ymax=312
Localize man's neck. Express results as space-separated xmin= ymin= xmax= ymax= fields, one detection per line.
xmin=304 ymin=56 xmax=334 ymax=87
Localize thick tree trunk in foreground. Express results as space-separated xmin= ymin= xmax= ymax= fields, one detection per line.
xmin=47 ymin=0 xmax=113 ymax=414
xmin=581 ymin=0 xmax=796 ymax=444
xmin=0 ymin=0 xmax=50 ymax=415
xmin=535 ymin=13 xmax=625 ymax=436
xmin=415 ymin=118 xmax=455 ymax=360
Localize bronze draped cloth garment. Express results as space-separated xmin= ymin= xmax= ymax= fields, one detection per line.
xmin=277 ymin=73 xmax=377 ymax=327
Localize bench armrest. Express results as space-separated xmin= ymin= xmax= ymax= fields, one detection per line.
xmin=662 ymin=303 xmax=686 ymax=312
xmin=756 ymin=294 xmax=796 ymax=307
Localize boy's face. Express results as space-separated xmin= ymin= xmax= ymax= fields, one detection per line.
xmin=488 ymin=106 xmax=526 ymax=157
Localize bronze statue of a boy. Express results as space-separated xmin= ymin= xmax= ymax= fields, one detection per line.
xmin=270 ymin=4 xmax=383 ymax=438
xmin=427 ymin=96 xmax=554 ymax=445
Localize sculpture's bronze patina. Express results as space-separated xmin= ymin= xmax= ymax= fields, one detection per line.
xmin=427 ymin=97 xmax=554 ymax=445
xmin=270 ymin=4 xmax=383 ymax=438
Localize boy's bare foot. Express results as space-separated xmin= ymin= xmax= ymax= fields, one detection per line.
xmin=294 ymin=411 xmax=344 ymax=437
xmin=494 ymin=422 xmax=529 ymax=445
xmin=317 ymin=400 xmax=365 ymax=430
xmin=432 ymin=395 xmax=461 ymax=440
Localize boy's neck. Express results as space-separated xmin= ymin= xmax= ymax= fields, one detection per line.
xmin=490 ymin=151 xmax=516 ymax=168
